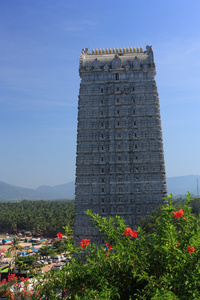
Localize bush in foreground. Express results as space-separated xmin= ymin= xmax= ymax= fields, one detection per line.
xmin=1 ymin=193 xmax=200 ymax=299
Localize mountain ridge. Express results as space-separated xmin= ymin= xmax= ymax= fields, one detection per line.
xmin=0 ymin=181 xmax=75 ymax=201
xmin=0 ymin=175 xmax=199 ymax=201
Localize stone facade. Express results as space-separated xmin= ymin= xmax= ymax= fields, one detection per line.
xmin=74 ymin=45 xmax=167 ymax=244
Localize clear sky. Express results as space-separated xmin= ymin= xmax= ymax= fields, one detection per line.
xmin=0 ymin=0 xmax=200 ymax=188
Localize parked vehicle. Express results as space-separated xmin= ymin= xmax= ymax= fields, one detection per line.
xmin=52 ymin=255 xmax=61 ymax=263
xmin=2 ymin=238 xmax=14 ymax=245
xmin=47 ymin=258 xmax=52 ymax=264
xmin=51 ymin=263 xmax=63 ymax=270
xmin=40 ymin=260 xmax=44 ymax=264
xmin=66 ymin=256 xmax=72 ymax=261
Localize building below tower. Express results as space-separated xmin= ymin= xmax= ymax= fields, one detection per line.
xmin=74 ymin=45 xmax=167 ymax=244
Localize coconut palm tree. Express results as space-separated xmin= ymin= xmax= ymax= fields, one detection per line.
xmin=8 ymin=237 xmax=23 ymax=259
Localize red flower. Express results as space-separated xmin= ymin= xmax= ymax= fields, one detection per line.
xmin=187 ymin=246 xmax=195 ymax=253
xmin=124 ymin=227 xmax=137 ymax=238
xmin=1 ymin=278 xmax=7 ymax=284
xmin=57 ymin=232 xmax=63 ymax=239
xmin=132 ymin=230 xmax=138 ymax=238
xmin=79 ymin=238 xmax=90 ymax=248
xmin=8 ymin=273 xmax=16 ymax=282
xmin=106 ymin=242 xmax=113 ymax=249
xmin=172 ymin=208 xmax=183 ymax=218
xmin=177 ymin=241 xmax=180 ymax=246
xmin=124 ymin=227 xmax=132 ymax=236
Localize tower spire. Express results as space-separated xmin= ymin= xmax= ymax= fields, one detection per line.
xmin=75 ymin=45 xmax=167 ymax=244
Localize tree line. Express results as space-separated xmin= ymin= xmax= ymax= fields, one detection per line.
xmin=0 ymin=200 xmax=74 ymax=237
xmin=0 ymin=197 xmax=199 ymax=238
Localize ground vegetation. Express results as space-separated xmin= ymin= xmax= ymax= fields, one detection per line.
xmin=0 ymin=200 xmax=74 ymax=237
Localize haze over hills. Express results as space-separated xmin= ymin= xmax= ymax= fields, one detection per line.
xmin=0 ymin=175 xmax=199 ymax=201
xmin=0 ymin=181 xmax=75 ymax=201
xmin=166 ymin=175 xmax=200 ymax=196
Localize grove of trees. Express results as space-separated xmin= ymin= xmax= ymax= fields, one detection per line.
xmin=0 ymin=200 xmax=74 ymax=237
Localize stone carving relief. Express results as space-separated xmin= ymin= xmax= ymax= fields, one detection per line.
xmin=85 ymin=65 xmax=91 ymax=71
xmin=82 ymin=48 xmax=89 ymax=54
xmin=104 ymin=64 xmax=109 ymax=71
xmin=133 ymin=57 xmax=140 ymax=69
xmin=125 ymin=63 xmax=130 ymax=71
xmin=145 ymin=46 xmax=153 ymax=62
xmin=93 ymin=58 xmax=101 ymax=70
xmin=111 ymin=55 xmax=122 ymax=69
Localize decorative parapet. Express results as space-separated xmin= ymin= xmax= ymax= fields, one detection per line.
xmin=90 ymin=46 xmax=143 ymax=55
xmin=79 ymin=45 xmax=154 ymax=73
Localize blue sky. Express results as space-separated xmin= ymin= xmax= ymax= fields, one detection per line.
xmin=0 ymin=0 xmax=200 ymax=188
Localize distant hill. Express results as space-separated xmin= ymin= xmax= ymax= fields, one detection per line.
xmin=0 ymin=181 xmax=75 ymax=201
xmin=166 ymin=175 xmax=200 ymax=196
xmin=0 ymin=175 xmax=199 ymax=201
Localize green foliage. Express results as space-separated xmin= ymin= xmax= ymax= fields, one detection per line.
xmin=15 ymin=255 xmax=36 ymax=270
xmin=31 ymin=192 xmax=200 ymax=299
xmin=0 ymin=199 xmax=74 ymax=237
xmin=8 ymin=237 xmax=23 ymax=258
xmin=173 ymin=196 xmax=200 ymax=218
xmin=52 ymin=239 xmax=69 ymax=254
xmin=189 ymin=197 xmax=200 ymax=217
xmin=38 ymin=244 xmax=54 ymax=257
xmin=1 ymin=193 xmax=200 ymax=299
xmin=139 ymin=205 xmax=162 ymax=234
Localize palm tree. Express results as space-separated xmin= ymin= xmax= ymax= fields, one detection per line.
xmin=8 ymin=237 xmax=23 ymax=259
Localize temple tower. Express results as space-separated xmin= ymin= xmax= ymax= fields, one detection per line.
xmin=74 ymin=45 xmax=167 ymax=244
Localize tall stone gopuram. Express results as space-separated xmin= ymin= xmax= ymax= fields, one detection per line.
xmin=74 ymin=45 xmax=167 ymax=244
